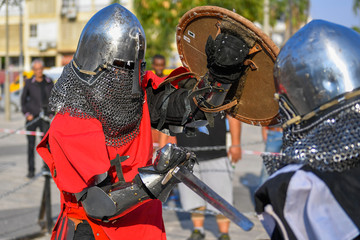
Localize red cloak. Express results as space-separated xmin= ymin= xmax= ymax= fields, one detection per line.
xmin=36 ymin=68 xmax=190 ymax=240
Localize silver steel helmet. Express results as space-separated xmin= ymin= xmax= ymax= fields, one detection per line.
xmin=49 ymin=4 xmax=147 ymax=147
xmin=261 ymin=20 xmax=360 ymax=175
xmin=274 ymin=20 xmax=360 ymax=119
xmin=73 ymin=3 xmax=146 ymax=94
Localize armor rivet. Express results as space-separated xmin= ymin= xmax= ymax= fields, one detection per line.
xmin=218 ymin=49 xmax=221 ymax=52
xmin=109 ymin=189 xmax=112 ymax=192
xmin=138 ymin=198 xmax=141 ymax=201
xmin=235 ymin=58 xmax=238 ymax=60
xmin=109 ymin=193 xmax=111 ymax=196
xmin=134 ymin=192 xmax=138 ymax=196
xmin=131 ymin=186 xmax=134 ymax=190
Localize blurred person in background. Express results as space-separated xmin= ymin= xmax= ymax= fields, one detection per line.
xmin=21 ymin=59 xmax=53 ymax=178
xmin=177 ymin=114 xmax=242 ymax=240
xmin=152 ymin=54 xmax=167 ymax=78
xmin=258 ymin=126 xmax=282 ymax=185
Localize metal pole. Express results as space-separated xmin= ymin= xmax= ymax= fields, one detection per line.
xmin=45 ymin=175 xmax=53 ymax=233
xmin=38 ymin=174 xmax=53 ymax=233
xmin=4 ymin=0 xmax=11 ymax=121
xmin=263 ymin=0 xmax=270 ymax=36
xmin=19 ymin=0 xmax=24 ymax=92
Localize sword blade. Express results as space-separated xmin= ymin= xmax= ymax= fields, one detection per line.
xmin=172 ymin=166 xmax=254 ymax=231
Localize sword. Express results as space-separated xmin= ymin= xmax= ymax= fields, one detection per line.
xmin=170 ymin=165 xmax=254 ymax=231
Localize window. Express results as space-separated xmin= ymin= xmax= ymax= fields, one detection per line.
xmin=30 ymin=24 xmax=37 ymax=37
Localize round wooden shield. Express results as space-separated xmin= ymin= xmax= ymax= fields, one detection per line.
xmin=176 ymin=6 xmax=280 ymax=126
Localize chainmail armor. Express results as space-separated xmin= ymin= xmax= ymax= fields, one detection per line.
xmin=263 ymin=99 xmax=360 ymax=175
xmin=49 ymin=62 xmax=144 ymax=147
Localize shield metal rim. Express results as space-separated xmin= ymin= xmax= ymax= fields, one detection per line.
xmin=176 ymin=6 xmax=280 ymax=126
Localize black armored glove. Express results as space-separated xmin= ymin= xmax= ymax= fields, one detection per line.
xmin=205 ymin=33 xmax=249 ymax=84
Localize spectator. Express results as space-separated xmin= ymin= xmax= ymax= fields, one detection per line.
xmin=258 ymin=127 xmax=283 ymax=185
xmin=177 ymin=114 xmax=242 ymax=240
xmin=152 ymin=54 xmax=166 ymax=78
xmin=21 ymin=59 xmax=53 ymax=178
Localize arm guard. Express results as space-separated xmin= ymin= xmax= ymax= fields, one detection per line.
xmin=76 ymin=144 xmax=196 ymax=222
xmin=147 ymin=33 xmax=249 ymax=133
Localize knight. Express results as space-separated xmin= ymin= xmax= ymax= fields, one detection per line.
xmin=255 ymin=20 xmax=360 ymax=240
xmin=36 ymin=3 xmax=252 ymax=239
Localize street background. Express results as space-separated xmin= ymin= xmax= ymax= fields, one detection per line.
xmin=0 ymin=111 xmax=269 ymax=240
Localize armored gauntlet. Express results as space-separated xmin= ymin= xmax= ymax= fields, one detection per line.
xmin=191 ymin=33 xmax=249 ymax=111
xmin=76 ymin=144 xmax=196 ymax=221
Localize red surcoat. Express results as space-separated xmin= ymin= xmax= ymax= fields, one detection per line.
xmin=36 ymin=68 xmax=190 ymax=240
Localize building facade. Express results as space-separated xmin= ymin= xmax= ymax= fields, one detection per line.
xmin=0 ymin=0 xmax=133 ymax=71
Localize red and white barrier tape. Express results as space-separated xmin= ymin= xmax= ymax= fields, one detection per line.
xmin=0 ymin=128 xmax=44 ymax=137
xmin=154 ymin=143 xmax=278 ymax=156
xmin=243 ymin=149 xmax=268 ymax=156
xmin=1 ymin=128 xmax=278 ymax=156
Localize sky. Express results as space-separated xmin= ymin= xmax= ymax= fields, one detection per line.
xmin=309 ymin=0 xmax=360 ymax=28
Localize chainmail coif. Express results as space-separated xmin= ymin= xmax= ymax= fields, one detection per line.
xmin=262 ymin=99 xmax=360 ymax=175
xmin=49 ymin=61 xmax=144 ymax=147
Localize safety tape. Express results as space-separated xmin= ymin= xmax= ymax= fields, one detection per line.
xmin=0 ymin=171 xmax=43 ymax=200
xmin=0 ymin=128 xmax=44 ymax=137
xmin=0 ymin=128 xmax=279 ymax=155
xmin=156 ymin=144 xmax=279 ymax=156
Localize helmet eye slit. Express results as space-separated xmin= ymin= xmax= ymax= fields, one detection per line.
xmin=113 ymin=60 xmax=135 ymax=70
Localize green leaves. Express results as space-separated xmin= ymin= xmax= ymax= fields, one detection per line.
xmin=130 ymin=0 xmax=309 ymax=67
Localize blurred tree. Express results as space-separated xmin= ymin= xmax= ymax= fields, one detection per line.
xmin=271 ymin=0 xmax=309 ymax=40
xmin=353 ymin=0 xmax=360 ymax=32
xmin=352 ymin=26 xmax=360 ymax=33
xmin=111 ymin=0 xmax=308 ymax=66
xmin=133 ymin=0 xmax=266 ymax=66
xmin=353 ymin=0 xmax=360 ymax=15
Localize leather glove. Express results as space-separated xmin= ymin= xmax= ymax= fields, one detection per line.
xmin=205 ymin=33 xmax=249 ymax=84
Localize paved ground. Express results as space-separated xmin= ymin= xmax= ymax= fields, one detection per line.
xmin=0 ymin=111 xmax=269 ymax=240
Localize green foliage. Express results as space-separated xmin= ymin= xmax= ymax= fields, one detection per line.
xmin=354 ymin=0 xmax=360 ymax=15
xmin=352 ymin=26 xmax=360 ymax=32
xmin=270 ymin=0 xmax=309 ymax=30
xmin=127 ymin=0 xmax=308 ymax=67
xmin=133 ymin=0 xmax=265 ymax=66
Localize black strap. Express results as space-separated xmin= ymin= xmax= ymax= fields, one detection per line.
xmin=157 ymin=83 xmax=176 ymax=130
xmin=110 ymin=154 xmax=129 ymax=183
